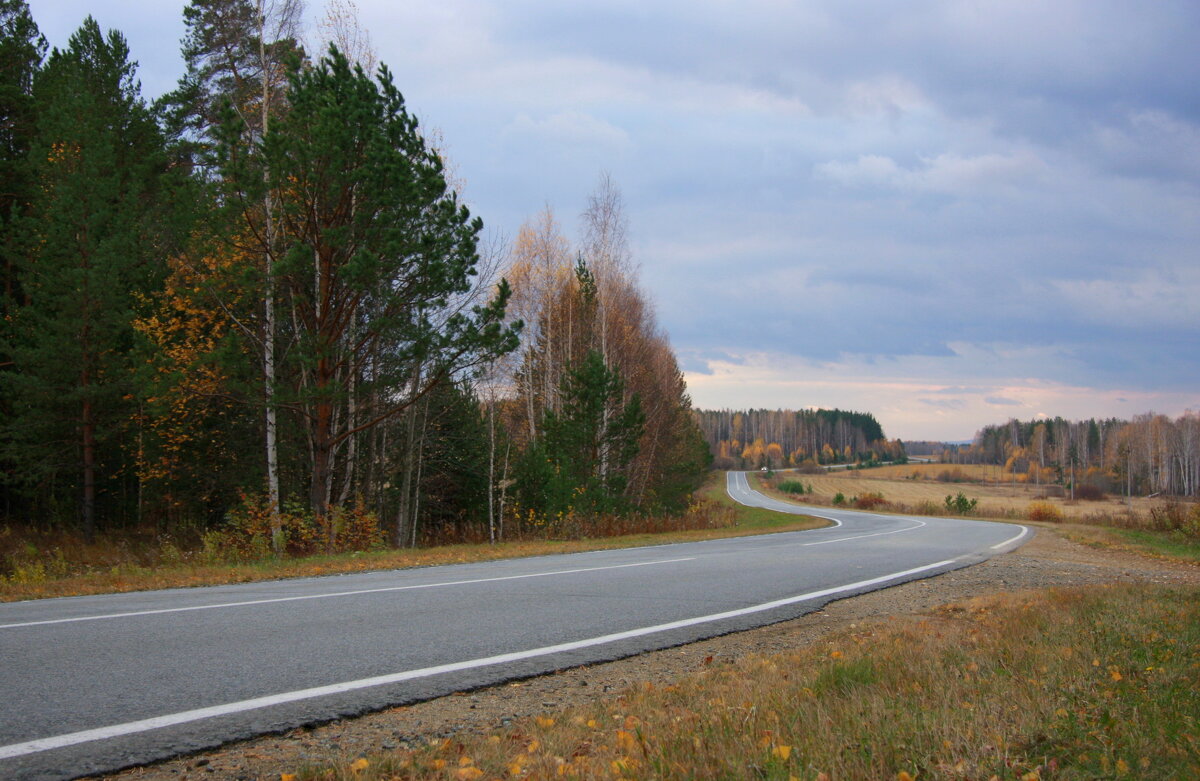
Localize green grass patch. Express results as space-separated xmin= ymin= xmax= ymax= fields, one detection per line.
xmin=1111 ymin=528 xmax=1200 ymax=562
xmin=298 ymin=583 xmax=1200 ymax=780
xmin=696 ymin=474 xmax=827 ymax=532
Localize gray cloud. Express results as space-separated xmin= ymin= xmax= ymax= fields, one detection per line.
xmin=26 ymin=0 xmax=1200 ymax=435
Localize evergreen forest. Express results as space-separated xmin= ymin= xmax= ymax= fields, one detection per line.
xmin=0 ymin=0 xmax=711 ymax=556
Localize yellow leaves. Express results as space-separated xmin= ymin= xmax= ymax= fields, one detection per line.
xmin=615 ymin=730 xmax=638 ymax=753
xmin=771 ymin=745 xmax=792 ymax=761
xmin=507 ymin=753 xmax=528 ymax=777
xmin=526 ymin=739 xmax=540 ymax=754
xmin=431 ymin=758 xmax=446 ymax=770
xmin=455 ymin=767 xmax=484 ymax=780
xmin=536 ymin=716 xmax=556 ymax=728
xmin=610 ymin=756 xmax=638 ymax=775
xmin=348 ymin=757 xmax=369 ymax=773
xmin=586 ymin=719 xmax=598 ymax=729
xmin=897 ymin=772 xmax=915 ymax=781
xmin=1109 ymin=667 xmax=1123 ymax=682
xmin=281 ymin=774 xmax=297 ymax=781
xmin=829 ymin=650 xmax=843 ymax=659
xmin=1115 ymin=758 xmax=1130 ymax=774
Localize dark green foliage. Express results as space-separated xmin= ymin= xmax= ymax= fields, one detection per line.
xmin=944 ymin=492 xmax=978 ymax=514
xmin=412 ymin=381 xmax=492 ymax=542
xmin=0 ymin=0 xmax=44 ymax=518
xmin=518 ymin=350 xmax=644 ymax=518
xmin=158 ymin=0 xmax=303 ymax=172
xmin=647 ymin=409 xmax=712 ymax=511
xmin=252 ymin=46 xmax=518 ymax=518
xmin=0 ymin=17 xmax=181 ymax=534
xmin=778 ymin=480 xmax=812 ymax=495
xmin=0 ymin=0 xmax=44 ymax=237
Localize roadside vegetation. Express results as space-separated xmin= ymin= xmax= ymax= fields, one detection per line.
xmin=292 ymin=583 xmax=1199 ymax=780
xmin=0 ymin=473 xmax=826 ymax=602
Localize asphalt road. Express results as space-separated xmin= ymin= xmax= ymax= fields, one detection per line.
xmin=0 ymin=473 xmax=1029 ymax=779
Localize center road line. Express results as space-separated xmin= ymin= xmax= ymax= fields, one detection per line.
xmin=800 ymin=518 xmax=927 ymax=546
xmin=0 ymin=558 xmax=957 ymax=761
xmin=0 ymin=557 xmax=696 ymax=630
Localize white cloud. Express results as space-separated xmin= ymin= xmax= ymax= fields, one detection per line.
xmin=504 ymin=110 xmax=631 ymax=150
xmin=814 ymin=150 xmax=1048 ymax=194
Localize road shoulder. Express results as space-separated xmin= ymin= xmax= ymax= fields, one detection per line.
xmin=97 ymin=527 xmax=1198 ymax=780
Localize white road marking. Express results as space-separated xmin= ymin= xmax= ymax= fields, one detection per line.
xmin=800 ymin=518 xmax=927 ymax=546
xmin=0 ymin=558 xmax=696 ymax=630
xmin=990 ymin=525 xmax=1030 ymax=550
xmin=0 ymin=558 xmax=957 ymax=761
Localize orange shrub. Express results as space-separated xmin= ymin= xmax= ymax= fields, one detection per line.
xmin=853 ymin=492 xmax=888 ymax=510
xmin=1027 ymin=501 xmax=1065 ymax=523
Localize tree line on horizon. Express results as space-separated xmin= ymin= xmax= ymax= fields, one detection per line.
xmin=694 ymin=408 xmax=906 ymax=471
xmin=942 ymin=413 xmax=1200 ymax=498
xmin=0 ymin=0 xmax=709 ymax=553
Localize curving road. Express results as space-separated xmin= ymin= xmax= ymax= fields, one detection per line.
xmin=0 ymin=473 xmax=1029 ymax=780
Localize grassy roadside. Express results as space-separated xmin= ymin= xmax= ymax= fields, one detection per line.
xmin=0 ymin=474 xmax=827 ymax=602
xmin=1055 ymin=523 xmax=1200 ymax=564
xmin=296 ymin=583 xmax=1200 ymax=780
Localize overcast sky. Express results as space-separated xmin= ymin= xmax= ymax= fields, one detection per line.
xmin=28 ymin=1 xmax=1200 ymax=440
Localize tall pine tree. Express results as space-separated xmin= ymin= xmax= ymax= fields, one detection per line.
xmin=1 ymin=17 xmax=175 ymax=536
xmin=244 ymin=46 xmax=518 ymax=521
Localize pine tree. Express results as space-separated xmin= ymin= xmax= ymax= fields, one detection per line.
xmin=1 ymin=17 xmax=173 ymax=536
xmin=253 ymin=46 xmax=518 ymax=521
xmin=0 ymin=0 xmax=44 ymax=520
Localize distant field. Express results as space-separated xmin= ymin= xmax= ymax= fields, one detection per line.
xmin=773 ymin=464 xmax=1159 ymax=520
xmin=854 ymin=463 xmax=1000 ymax=481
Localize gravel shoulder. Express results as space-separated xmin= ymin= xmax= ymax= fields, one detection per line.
xmin=97 ymin=525 xmax=1199 ymax=781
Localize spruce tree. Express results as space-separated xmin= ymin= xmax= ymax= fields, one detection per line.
xmin=524 ymin=350 xmax=645 ymax=517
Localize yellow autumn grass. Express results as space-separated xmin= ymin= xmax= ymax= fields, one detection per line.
xmin=294 ymin=583 xmax=1200 ymax=780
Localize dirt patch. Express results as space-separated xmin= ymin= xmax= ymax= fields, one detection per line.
xmin=97 ymin=526 xmax=1198 ymax=781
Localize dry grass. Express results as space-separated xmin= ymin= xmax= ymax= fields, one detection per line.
xmin=793 ymin=468 xmax=1162 ymax=522
xmin=861 ymin=463 xmax=1002 ymax=482
xmin=293 ymin=583 xmax=1200 ymax=780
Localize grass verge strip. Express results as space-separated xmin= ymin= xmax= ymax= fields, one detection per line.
xmin=296 ymin=583 xmax=1200 ymax=780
